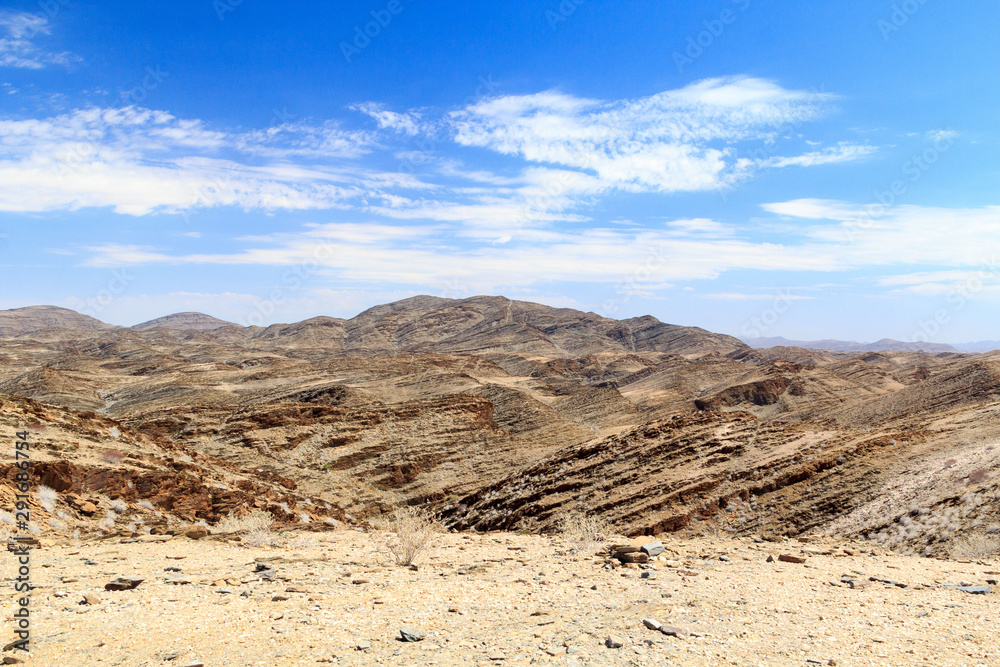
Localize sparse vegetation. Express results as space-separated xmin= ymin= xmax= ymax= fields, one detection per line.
xmin=217 ymin=510 xmax=279 ymax=547
xmin=556 ymin=510 xmax=617 ymax=554
xmin=374 ymin=506 xmax=438 ymax=566
xmin=37 ymin=485 xmax=58 ymax=513
xmin=950 ymin=534 xmax=1000 ymax=560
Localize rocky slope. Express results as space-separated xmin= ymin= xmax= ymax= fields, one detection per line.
xmin=0 ymin=296 xmax=995 ymax=563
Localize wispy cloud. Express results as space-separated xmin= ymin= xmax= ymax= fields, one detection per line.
xmin=761 ymin=143 xmax=877 ymax=168
xmin=0 ymin=10 xmax=79 ymax=69
xmin=447 ymin=76 xmax=835 ymax=193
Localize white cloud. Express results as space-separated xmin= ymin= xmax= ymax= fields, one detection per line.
xmin=704 ymin=293 xmax=814 ymax=301
xmin=761 ymin=143 xmax=877 ymax=168
xmin=0 ymin=107 xmax=380 ymax=215
xmin=0 ymin=10 xmax=79 ymax=69
xmin=448 ymin=76 xmax=834 ymax=193
xmin=763 ymin=200 xmax=1000 ymax=270
xmin=761 ymin=198 xmax=872 ymax=221
xmin=77 ymin=220 xmax=843 ymax=292
xmin=353 ymin=102 xmax=428 ymax=136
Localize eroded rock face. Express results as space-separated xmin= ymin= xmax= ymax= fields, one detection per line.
xmin=0 ymin=295 xmax=997 ymax=554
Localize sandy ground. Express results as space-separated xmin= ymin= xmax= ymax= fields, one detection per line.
xmin=5 ymin=530 xmax=998 ymax=666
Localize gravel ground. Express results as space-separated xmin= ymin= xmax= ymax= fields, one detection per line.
xmin=6 ymin=531 xmax=998 ymax=666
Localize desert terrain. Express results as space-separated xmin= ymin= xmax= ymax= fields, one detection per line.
xmin=0 ymin=295 xmax=997 ymax=665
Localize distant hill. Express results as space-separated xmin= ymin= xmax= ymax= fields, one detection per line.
xmin=256 ymin=295 xmax=750 ymax=358
xmin=743 ymin=336 xmax=959 ymax=354
xmin=0 ymin=306 xmax=115 ymax=337
xmin=131 ymin=312 xmax=239 ymax=331
xmin=953 ymin=341 xmax=1000 ymax=353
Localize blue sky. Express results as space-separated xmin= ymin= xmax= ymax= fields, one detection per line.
xmin=1 ymin=0 xmax=998 ymax=343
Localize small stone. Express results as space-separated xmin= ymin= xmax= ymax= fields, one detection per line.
xmin=719 ymin=555 xmax=730 ymax=562
xmin=640 ymin=541 xmax=664 ymax=557
xmin=778 ymin=554 xmax=806 ymax=564
xmin=104 ymin=577 xmax=143 ymax=591
xmin=285 ymin=585 xmax=308 ymax=593
xmin=660 ymin=626 xmax=687 ymax=639
xmin=605 ymin=635 xmax=624 ymax=648
xmin=356 ymin=641 xmax=371 ymax=651
xmin=400 ymin=626 xmax=426 ymax=642
xmin=271 ymin=595 xmax=289 ymax=602
xmin=545 ymin=647 xmax=565 ymax=656
xmin=82 ymin=594 xmax=101 ymax=605
xmin=182 ymin=662 xmax=204 ymax=667
xmin=184 ymin=526 xmax=209 ymax=540
xmin=616 ymin=552 xmax=649 ymax=564
xmin=766 ymin=555 xmax=774 ymax=563
xmin=352 ymin=579 xmax=370 ymax=585
xmin=611 ymin=545 xmax=639 ymax=554
xmin=957 ymin=585 xmax=991 ymax=595
xmin=640 ymin=572 xmax=656 ymax=580
xmin=642 ymin=618 xmax=662 ymax=631
xmin=487 ymin=651 xmax=506 ymax=660
xmin=3 ymin=657 xmax=25 ymax=664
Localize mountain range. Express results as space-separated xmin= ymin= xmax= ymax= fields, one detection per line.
xmin=0 ymin=295 xmax=997 ymax=560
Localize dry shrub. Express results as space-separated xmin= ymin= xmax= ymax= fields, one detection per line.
xmin=287 ymin=533 xmax=321 ymax=549
xmin=557 ymin=510 xmax=617 ymax=554
xmin=37 ymin=485 xmax=58 ymax=513
xmin=950 ymin=534 xmax=1000 ymax=560
xmin=217 ymin=510 xmax=279 ymax=548
xmin=375 ymin=507 xmax=437 ymax=566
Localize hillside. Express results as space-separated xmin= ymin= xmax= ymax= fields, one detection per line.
xmin=0 ymin=305 xmax=116 ymax=337
xmin=131 ymin=312 xmax=239 ymax=331
xmin=0 ymin=295 xmax=995 ymax=566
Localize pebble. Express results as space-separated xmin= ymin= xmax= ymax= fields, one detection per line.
xmin=104 ymin=577 xmax=143 ymax=591
xmin=640 ymin=541 xmax=664 ymax=557
xmin=605 ymin=635 xmax=624 ymax=649
xmin=399 ymin=626 xmax=426 ymax=642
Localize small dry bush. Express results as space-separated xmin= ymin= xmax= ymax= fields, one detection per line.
xmin=557 ymin=511 xmax=616 ymax=554
xmin=287 ymin=533 xmax=321 ymax=549
xmin=217 ymin=510 xmax=280 ymax=548
xmin=375 ymin=507 xmax=437 ymax=566
xmin=37 ymin=485 xmax=58 ymax=513
xmin=950 ymin=534 xmax=1000 ymax=560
